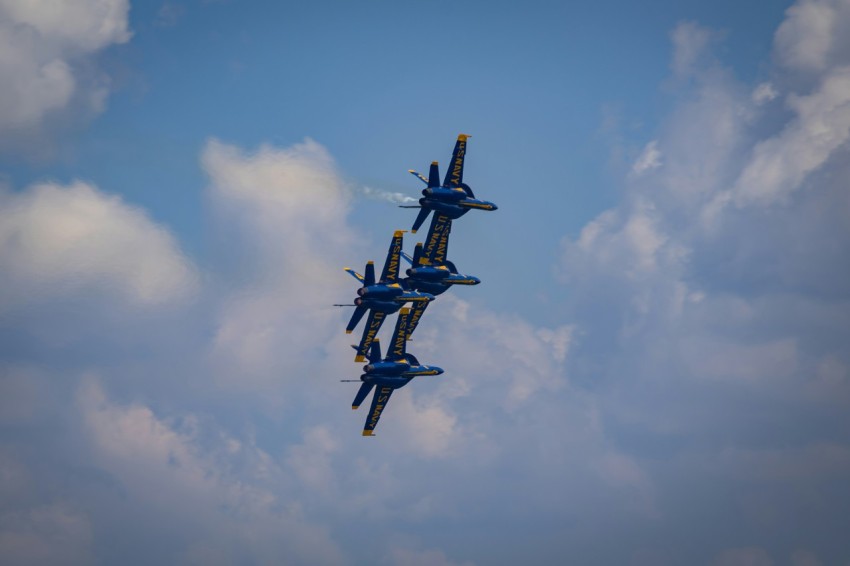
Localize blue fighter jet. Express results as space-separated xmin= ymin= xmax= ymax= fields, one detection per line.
xmin=402 ymin=213 xmax=480 ymax=339
xmin=338 ymin=230 xmax=434 ymax=362
xmin=404 ymin=134 xmax=498 ymax=233
xmin=345 ymin=308 xmax=444 ymax=436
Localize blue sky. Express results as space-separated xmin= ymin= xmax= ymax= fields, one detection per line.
xmin=2 ymin=0 xmax=850 ymax=564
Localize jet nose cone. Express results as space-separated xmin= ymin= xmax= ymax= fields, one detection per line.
xmin=423 ymin=293 xmax=435 ymax=301
xmin=469 ymin=276 xmax=481 ymax=285
xmin=432 ymin=366 xmax=445 ymax=375
xmin=489 ymin=202 xmax=498 ymax=211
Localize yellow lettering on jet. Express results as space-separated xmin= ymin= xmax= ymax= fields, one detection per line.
xmin=423 ymin=216 xmax=449 ymax=263
xmin=450 ymin=142 xmax=466 ymax=186
xmin=407 ymin=306 xmax=425 ymax=339
xmin=386 ymin=237 xmax=403 ymax=281
xmin=358 ymin=313 xmax=385 ymax=358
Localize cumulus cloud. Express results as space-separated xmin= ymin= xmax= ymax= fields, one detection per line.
xmin=201 ymin=138 xmax=358 ymax=388
xmin=774 ymin=0 xmax=850 ymax=73
xmin=0 ymin=504 xmax=94 ymax=565
xmin=729 ymin=66 xmax=850 ymax=207
xmin=556 ymin=1 xmax=850 ymax=561
xmin=5 ymin=2 xmax=850 ymax=559
xmin=0 ymin=181 xmax=197 ymax=310
xmin=0 ymin=0 xmax=131 ymax=152
xmin=78 ymin=378 xmax=345 ymax=565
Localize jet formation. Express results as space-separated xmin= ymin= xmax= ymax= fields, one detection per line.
xmin=337 ymin=134 xmax=497 ymax=435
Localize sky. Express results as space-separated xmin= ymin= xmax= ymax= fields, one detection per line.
xmin=1 ymin=0 xmax=849 ymax=564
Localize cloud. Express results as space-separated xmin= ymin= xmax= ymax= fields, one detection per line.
xmin=155 ymin=2 xmax=186 ymax=28
xmin=0 ymin=504 xmax=94 ymax=566
xmin=631 ymin=140 xmax=663 ymax=175
xmin=556 ymin=0 xmax=850 ymax=560
xmin=729 ymin=66 xmax=850 ymax=208
xmin=670 ymin=21 xmax=719 ymax=77
xmin=4 ymin=2 xmax=850 ymax=559
xmin=201 ymin=138 xmax=358 ymax=388
xmin=752 ymin=82 xmax=779 ymax=105
xmin=0 ymin=0 xmax=131 ymax=153
xmin=774 ymin=0 xmax=850 ymax=73
xmin=0 ymin=181 xmax=197 ymax=310
xmin=77 ymin=378 xmax=345 ymax=565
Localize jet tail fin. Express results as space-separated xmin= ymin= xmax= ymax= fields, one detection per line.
xmin=428 ymin=162 xmax=440 ymax=188
xmin=387 ymin=308 xmax=410 ymax=360
xmin=411 ymin=242 xmax=424 ymax=266
xmin=380 ymin=231 xmax=405 ymax=283
xmin=443 ymin=134 xmax=470 ymax=187
xmin=368 ymin=338 xmax=382 ymax=363
xmin=363 ymin=261 xmax=376 ymax=287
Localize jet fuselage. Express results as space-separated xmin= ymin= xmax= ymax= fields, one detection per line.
xmin=354 ymin=283 xmax=433 ymax=313
xmin=360 ymin=363 xmax=444 ymax=384
xmin=418 ymin=196 xmax=498 ymax=219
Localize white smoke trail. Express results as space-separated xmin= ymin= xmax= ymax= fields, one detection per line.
xmin=358 ymin=186 xmax=418 ymax=205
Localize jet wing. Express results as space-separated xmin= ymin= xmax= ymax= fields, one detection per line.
xmin=363 ymin=385 xmax=394 ymax=436
xmin=380 ymin=230 xmax=405 ymax=283
xmin=420 ymin=214 xmax=451 ymax=265
xmin=405 ymin=301 xmax=428 ymax=341
xmin=442 ymin=134 xmax=470 ymax=188
xmin=353 ymin=310 xmax=387 ymax=362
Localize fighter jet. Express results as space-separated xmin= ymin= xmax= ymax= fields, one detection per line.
xmin=401 ymin=213 xmax=480 ymax=339
xmin=344 ymin=308 xmax=444 ymax=436
xmin=404 ymin=134 xmax=498 ymax=233
xmin=338 ymin=230 xmax=434 ymax=362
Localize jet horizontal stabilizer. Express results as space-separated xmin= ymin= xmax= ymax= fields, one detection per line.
xmin=408 ymin=170 xmax=429 ymax=185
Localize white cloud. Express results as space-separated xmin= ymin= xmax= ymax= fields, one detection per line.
xmin=555 ymin=3 xmax=850 ymax=559
xmin=752 ymin=82 xmax=779 ymax=105
xmin=78 ymin=378 xmax=345 ymax=565
xmin=0 ymin=181 xmax=197 ymax=310
xmin=730 ymin=66 xmax=850 ymax=207
xmin=774 ymin=0 xmax=846 ymax=73
xmin=0 ymin=0 xmax=131 ymax=151
xmin=670 ymin=21 xmax=717 ymax=77
xmin=631 ymin=140 xmax=663 ymax=175
xmin=201 ymin=138 xmax=358 ymax=387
